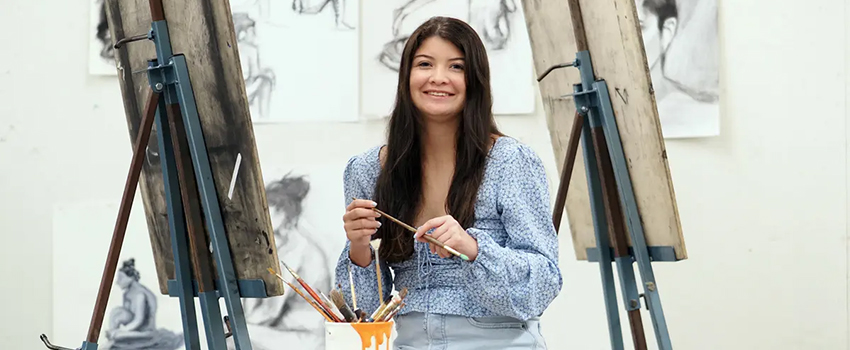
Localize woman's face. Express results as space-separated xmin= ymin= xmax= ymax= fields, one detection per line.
xmin=409 ymin=36 xmax=467 ymax=124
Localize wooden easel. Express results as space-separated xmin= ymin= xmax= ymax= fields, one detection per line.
xmin=39 ymin=1 xmax=282 ymax=349
xmin=522 ymin=1 xmax=687 ymax=349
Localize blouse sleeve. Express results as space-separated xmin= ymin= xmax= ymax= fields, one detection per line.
xmin=461 ymin=143 xmax=563 ymax=320
xmin=333 ymin=155 xmax=394 ymax=317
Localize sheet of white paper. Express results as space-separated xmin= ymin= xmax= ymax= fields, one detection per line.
xmin=637 ymin=0 xmax=720 ymax=138
xmin=230 ymin=0 xmax=360 ymax=123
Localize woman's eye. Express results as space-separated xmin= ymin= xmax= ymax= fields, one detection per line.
xmin=417 ymin=61 xmax=431 ymax=67
xmin=451 ymin=64 xmax=465 ymax=70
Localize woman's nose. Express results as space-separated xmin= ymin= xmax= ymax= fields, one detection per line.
xmin=429 ymin=68 xmax=449 ymax=84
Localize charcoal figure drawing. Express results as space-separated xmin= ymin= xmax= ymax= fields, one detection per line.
xmin=636 ymin=0 xmax=719 ymax=138
xmin=235 ymin=173 xmax=331 ymax=350
xmin=102 ymin=258 xmax=183 ymax=350
xmin=95 ymin=0 xmax=113 ymax=63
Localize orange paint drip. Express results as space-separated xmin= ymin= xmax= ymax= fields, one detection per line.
xmin=351 ymin=322 xmax=393 ymax=350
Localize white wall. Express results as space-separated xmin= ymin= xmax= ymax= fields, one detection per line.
xmin=0 ymin=0 xmax=847 ymax=349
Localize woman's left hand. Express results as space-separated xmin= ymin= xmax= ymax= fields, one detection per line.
xmin=414 ymin=215 xmax=478 ymax=261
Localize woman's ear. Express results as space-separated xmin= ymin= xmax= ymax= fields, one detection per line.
xmin=659 ymin=17 xmax=678 ymax=51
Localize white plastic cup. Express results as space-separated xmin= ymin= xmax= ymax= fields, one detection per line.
xmin=324 ymin=321 xmax=394 ymax=350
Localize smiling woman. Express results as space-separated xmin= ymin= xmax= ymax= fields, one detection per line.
xmin=408 ymin=37 xmax=467 ymax=123
xmin=335 ymin=16 xmax=562 ymax=349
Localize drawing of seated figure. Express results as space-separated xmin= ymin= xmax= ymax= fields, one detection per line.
xmin=102 ymin=258 xmax=183 ymax=350
xmin=234 ymin=13 xmax=276 ymax=120
xmin=233 ymin=173 xmax=330 ymax=350
xmin=379 ymin=0 xmax=517 ymax=71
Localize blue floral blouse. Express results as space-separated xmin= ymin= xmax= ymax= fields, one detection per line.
xmin=333 ymin=136 xmax=562 ymax=321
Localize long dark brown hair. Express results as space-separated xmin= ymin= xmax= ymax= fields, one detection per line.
xmin=373 ymin=16 xmax=503 ymax=264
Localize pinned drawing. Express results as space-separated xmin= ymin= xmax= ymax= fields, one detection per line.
xmin=101 ymin=258 xmax=184 ymax=350
xmin=636 ymin=0 xmax=720 ymax=138
xmin=89 ymin=0 xmax=116 ymax=75
xmin=361 ymin=0 xmax=535 ymax=117
xmin=235 ymin=172 xmax=333 ymax=350
xmin=229 ymin=0 xmax=360 ymax=123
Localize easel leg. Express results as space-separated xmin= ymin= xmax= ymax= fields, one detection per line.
xmin=596 ymin=83 xmax=673 ymax=350
xmin=552 ymin=111 xmax=585 ymax=231
xmin=580 ymin=111 xmax=625 ymax=350
xmin=171 ymin=55 xmax=253 ymax=350
xmin=82 ymin=89 xmax=160 ymax=349
xmin=589 ymin=117 xmax=648 ymax=350
xmin=164 ymin=97 xmax=228 ymax=349
xmin=155 ymin=93 xmax=203 ymax=350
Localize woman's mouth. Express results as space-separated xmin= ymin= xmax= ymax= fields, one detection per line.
xmin=424 ymin=91 xmax=453 ymax=98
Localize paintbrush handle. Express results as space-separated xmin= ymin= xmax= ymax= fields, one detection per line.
xmin=367 ymin=205 xmax=470 ymax=261
xmin=297 ymin=279 xmax=342 ymax=322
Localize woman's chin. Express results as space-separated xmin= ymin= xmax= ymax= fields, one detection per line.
xmin=420 ymin=108 xmax=462 ymax=122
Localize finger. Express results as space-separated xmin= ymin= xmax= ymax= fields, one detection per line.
xmin=345 ymin=218 xmax=380 ymax=232
xmin=346 ymin=198 xmax=377 ymax=211
xmin=415 ymin=215 xmax=451 ymax=239
xmin=343 ymin=207 xmax=380 ymax=222
xmin=428 ymin=223 xmax=452 ymax=242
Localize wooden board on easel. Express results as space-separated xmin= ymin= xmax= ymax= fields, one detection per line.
xmin=104 ymin=0 xmax=285 ymax=296
xmin=520 ymin=0 xmax=687 ymax=261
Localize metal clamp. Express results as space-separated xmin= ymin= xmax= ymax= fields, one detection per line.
xmin=39 ymin=334 xmax=77 ymax=350
xmin=113 ymin=29 xmax=154 ymax=49
xmin=536 ymin=60 xmax=578 ymax=82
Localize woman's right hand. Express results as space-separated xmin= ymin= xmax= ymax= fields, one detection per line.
xmin=343 ymin=198 xmax=382 ymax=249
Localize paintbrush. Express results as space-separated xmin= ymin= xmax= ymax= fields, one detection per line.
xmin=370 ymin=239 xmax=384 ymax=304
xmin=347 ymin=263 xmax=358 ymax=310
xmin=329 ymin=289 xmax=357 ymax=322
xmin=338 ymin=282 xmax=363 ymax=323
xmin=353 ymin=198 xmax=469 ymax=261
xmin=267 ymin=268 xmax=333 ymax=322
xmin=378 ymin=301 xmax=406 ymax=322
xmin=319 ymin=292 xmax=344 ymax=322
xmin=280 ymin=261 xmax=342 ymax=322
xmin=372 ymin=288 xmax=407 ymax=321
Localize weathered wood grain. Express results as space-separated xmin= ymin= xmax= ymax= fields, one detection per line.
xmin=520 ymin=0 xmax=686 ymax=261
xmin=104 ymin=0 xmax=284 ymax=296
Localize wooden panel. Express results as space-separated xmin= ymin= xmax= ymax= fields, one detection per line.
xmin=104 ymin=0 xmax=285 ymax=295
xmin=520 ymin=0 xmax=686 ymax=261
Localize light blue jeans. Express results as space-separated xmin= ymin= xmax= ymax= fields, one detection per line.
xmin=393 ymin=312 xmax=549 ymax=350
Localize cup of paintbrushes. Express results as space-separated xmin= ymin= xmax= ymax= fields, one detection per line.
xmin=324 ymin=319 xmax=394 ymax=350
xmin=326 ymin=290 xmax=395 ymax=350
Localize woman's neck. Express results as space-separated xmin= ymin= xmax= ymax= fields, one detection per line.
xmin=421 ymin=119 xmax=458 ymax=165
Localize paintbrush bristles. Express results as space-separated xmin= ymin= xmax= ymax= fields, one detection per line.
xmin=371 ymin=239 xmax=384 ymax=304
xmin=347 ymin=262 xmax=358 ymax=309
xmin=330 ymin=290 xmax=357 ymax=322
